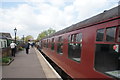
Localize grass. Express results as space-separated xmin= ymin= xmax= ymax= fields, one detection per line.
xmin=2 ymin=57 xmax=12 ymax=63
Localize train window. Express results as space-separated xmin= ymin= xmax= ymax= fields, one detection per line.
xmin=57 ymin=43 xmax=63 ymax=54
xmin=94 ymin=44 xmax=120 ymax=78
xmin=58 ymin=36 xmax=63 ymax=42
xmin=96 ymin=29 xmax=104 ymax=41
xmin=76 ymin=33 xmax=82 ymax=42
xmin=68 ymin=43 xmax=82 ymax=62
xmin=46 ymin=39 xmax=49 ymax=48
xmin=48 ymin=39 xmax=50 ymax=48
xmin=118 ymin=27 xmax=120 ymax=42
xmin=68 ymin=35 xmax=71 ymax=42
xmin=42 ymin=41 xmax=44 ymax=47
xmin=69 ymin=33 xmax=82 ymax=42
xmin=44 ymin=40 xmax=46 ymax=47
xmin=71 ymin=34 xmax=75 ymax=42
xmin=51 ymin=38 xmax=54 ymax=50
xmin=69 ymin=34 xmax=76 ymax=42
xmin=57 ymin=36 xmax=63 ymax=54
xmin=106 ymin=27 xmax=116 ymax=42
xmin=51 ymin=43 xmax=54 ymax=50
xmin=68 ymin=33 xmax=82 ymax=62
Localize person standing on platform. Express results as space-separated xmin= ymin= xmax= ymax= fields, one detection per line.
xmin=25 ymin=40 xmax=30 ymax=54
xmin=10 ymin=41 xmax=17 ymax=57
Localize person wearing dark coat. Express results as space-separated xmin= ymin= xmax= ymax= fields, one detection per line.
xmin=25 ymin=41 xmax=30 ymax=54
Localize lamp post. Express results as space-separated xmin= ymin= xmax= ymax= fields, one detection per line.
xmin=23 ymin=35 xmax=24 ymax=43
xmin=14 ymin=27 xmax=17 ymax=44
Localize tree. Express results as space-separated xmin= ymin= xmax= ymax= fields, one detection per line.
xmin=47 ymin=28 xmax=56 ymax=36
xmin=16 ymin=36 xmax=20 ymax=40
xmin=25 ymin=35 xmax=34 ymax=42
xmin=37 ymin=28 xmax=56 ymax=40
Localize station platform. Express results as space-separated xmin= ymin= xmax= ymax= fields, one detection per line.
xmin=2 ymin=47 xmax=61 ymax=80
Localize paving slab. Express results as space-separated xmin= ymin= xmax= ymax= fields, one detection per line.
xmin=2 ymin=47 xmax=46 ymax=78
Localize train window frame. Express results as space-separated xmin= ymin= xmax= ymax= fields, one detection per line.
xmin=42 ymin=40 xmax=44 ymax=48
xmin=96 ymin=26 xmax=117 ymax=42
xmin=94 ymin=44 xmax=120 ymax=79
xmin=106 ymin=27 xmax=116 ymax=42
xmin=117 ymin=26 xmax=120 ymax=42
xmin=96 ymin=28 xmax=105 ymax=41
xmin=68 ymin=32 xmax=82 ymax=63
xmin=95 ymin=26 xmax=120 ymax=79
xmin=48 ymin=39 xmax=50 ymax=48
xmin=44 ymin=40 xmax=46 ymax=47
xmin=68 ymin=33 xmax=82 ymax=42
xmin=57 ymin=36 xmax=63 ymax=55
xmin=46 ymin=39 xmax=49 ymax=48
xmin=51 ymin=38 xmax=55 ymax=50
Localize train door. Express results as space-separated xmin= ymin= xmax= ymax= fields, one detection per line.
xmin=68 ymin=31 xmax=82 ymax=63
xmin=94 ymin=26 xmax=120 ymax=79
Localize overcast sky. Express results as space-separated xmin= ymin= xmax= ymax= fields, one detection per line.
xmin=0 ymin=0 xmax=119 ymax=39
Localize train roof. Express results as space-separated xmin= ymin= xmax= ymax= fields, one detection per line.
xmin=43 ymin=5 xmax=120 ymax=39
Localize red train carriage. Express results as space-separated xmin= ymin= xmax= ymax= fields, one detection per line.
xmin=40 ymin=5 xmax=120 ymax=79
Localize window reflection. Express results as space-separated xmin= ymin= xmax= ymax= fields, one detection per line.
xmin=96 ymin=29 xmax=104 ymax=41
xmin=106 ymin=27 xmax=116 ymax=42
xmin=118 ymin=27 xmax=120 ymax=42
xmin=68 ymin=33 xmax=82 ymax=62
xmin=68 ymin=43 xmax=81 ymax=62
xmin=51 ymin=38 xmax=54 ymax=50
xmin=95 ymin=44 xmax=120 ymax=78
xmin=57 ymin=36 xmax=63 ymax=54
